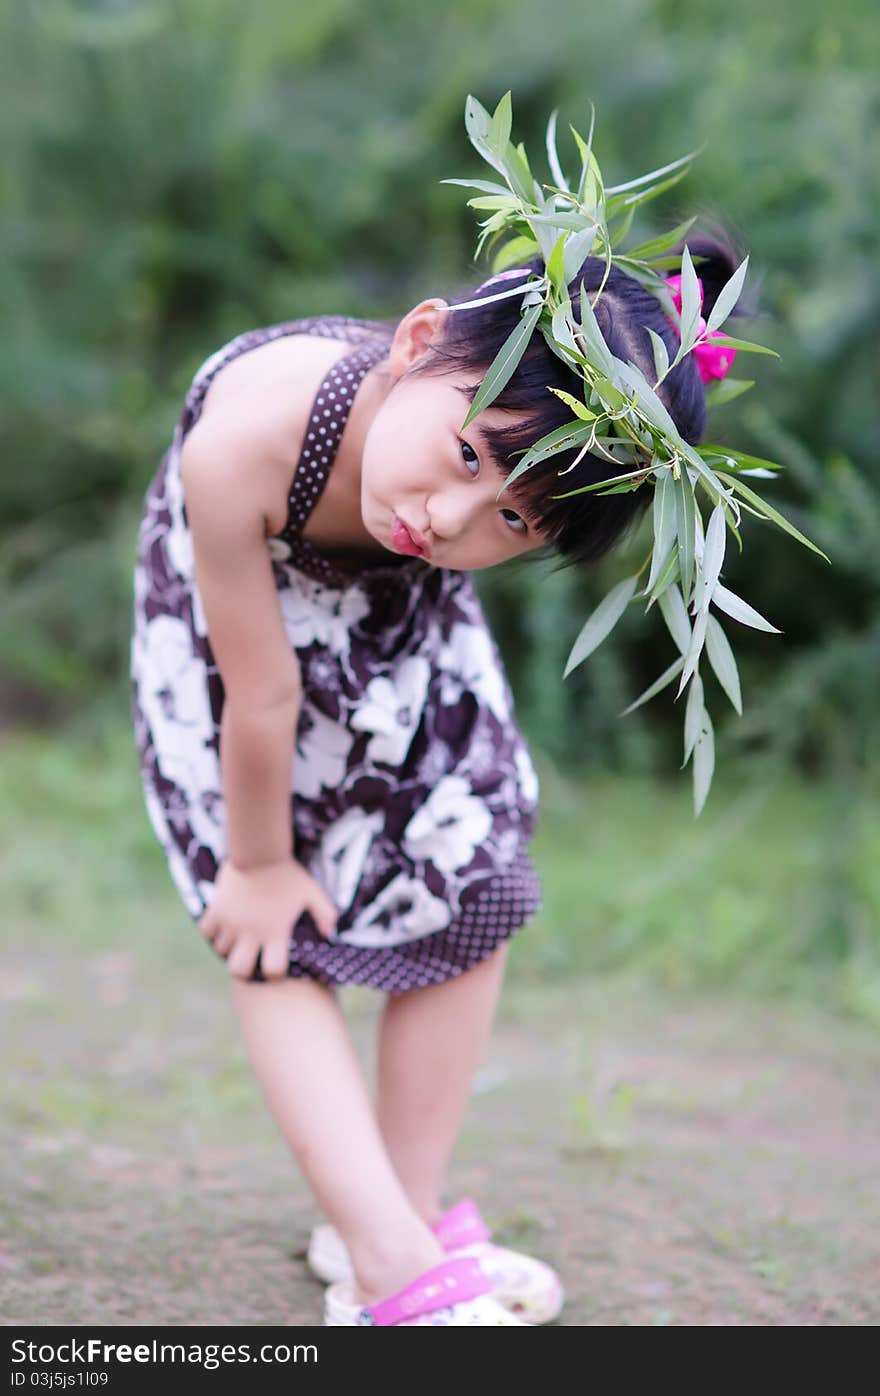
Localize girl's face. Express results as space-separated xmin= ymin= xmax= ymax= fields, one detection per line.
xmin=359 ymin=299 xmax=550 ymax=572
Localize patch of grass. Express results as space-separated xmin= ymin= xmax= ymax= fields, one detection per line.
xmin=566 ymin=1083 xmax=637 ymax=1156
xmin=750 ymin=1256 xmax=791 ymax=1292
xmin=487 ymin=1208 xmax=544 ymax=1252
xmin=1 ymin=705 xmax=879 ymax=1026
xmin=516 ymin=753 xmax=880 ymax=1024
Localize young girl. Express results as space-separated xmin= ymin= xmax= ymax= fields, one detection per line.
xmin=129 ymin=232 xmax=738 ymax=1326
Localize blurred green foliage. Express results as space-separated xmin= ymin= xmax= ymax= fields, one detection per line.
xmin=2 ymin=0 xmax=878 ymax=805
xmin=3 ymin=719 xmax=879 ymax=1021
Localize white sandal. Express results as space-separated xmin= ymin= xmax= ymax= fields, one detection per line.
xmin=310 ymin=1197 xmax=564 ymax=1325
xmin=324 ymin=1254 xmax=530 ymax=1326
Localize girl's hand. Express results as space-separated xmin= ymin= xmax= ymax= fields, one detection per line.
xmin=198 ymin=856 xmax=339 ymax=981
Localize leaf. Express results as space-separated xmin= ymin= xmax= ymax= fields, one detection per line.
xmin=610 ymin=166 xmax=694 ymax=215
xmin=593 ymin=463 xmax=647 ymax=487
xmin=551 ymin=463 xmax=653 ymax=497
xmin=705 ymin=614 xmax=742 ymax=714
xmin=563 ymin=224 xmax=600 ymax=284
xmin=703 ymin=445 xmax=782 ymax=472
xmin=704 ymin=255 xmax=750 ymax=335
xmin=576 ymin=279 xmax=615 ymax=375
xmin=465 ymin=195 xmax=520 ymax=211
xmin=545 ymin=108 xmax=569 ymax=193
xmin=711 ymin=583 xmax=782 ymax=633
xmin=673 ymin=467 xmax=696 ymax=605
xmin=604 ymin=147 xmax=702 ymax=196
xmin=625 ymin=217 xmax=699 ymax=262
xmin=645 ymin=542 xmax=680 ymax=608
xmin=676 ymin=606 xmax=708 ymax=698
xmin=693 ymin=503 xmax=726 ymax=613
xmin=505 ymin=420 xmax=595 ymax=485
xmin=591 ymin=374 xmax=629 ymax=413
xmin=619 ymin=655 xmax=686 ymax=716
xmin=678 ymin=244 xmax=703 ymax=355
xmin=464 ymin=94 xmax=507 ymax=179
xmin=692 ymin=708 xmax=715 ymax=816
xmin=615 ymin=358 xmax=680 ymax=437
xmin=464 ymin=93 xmax=491 ymax=142
xmin=616 ymin=253 xmax=699 ymax=275
xmin=491 ymin=235 xmax=541 ymax=272
xmin=692 ymin=493 xmax=706 ymax=570
xmin=677 ymin=439 xmax=737 ymax=510
xmin=531 ymin=217 xmax=561 ymax=264
xmin=563 ymin=575 xmax=638 ymax=677
xmin=644 ymin=468 xmax=677 ymax=593
xmin=439 ymin=177 xmax=513 ymax=196
xmin=546 ymin=231 xmax=567 ymax=295
xmin=474 ymin=207 xmax=515 ymax=259
xmin=705 ymin=335 xmax=780 ymax=358
xmin=683 ymin=671 xmax=705 ymax=765
xmin=507 ymin=141 xmax=535 ymax=203
xmin=647 ymin=328 xmax=669 ymax=384
xmin=546 ymin=386 xmax=596 ymax=421
xmin=489 ymin=90 xmax=512 ymax=157
xmin=550 ymin=297 xmax=587 ymax=360
xmin=569 ymin=102 xmax=598 ymax=205
xmin=527 ymin=210 xmax=603 ymax=230
xmin=609 ymin=201 xmax=636 ymax=250
xmin=714 ymin=472 xmax=832 ymax=563
xmin=658 ymin=583 xmax=691 ymax=656
xmin=460 ymin=300 xmax=542 ymax=430
xmin=704 ymin=377 xmax=755 ymax=408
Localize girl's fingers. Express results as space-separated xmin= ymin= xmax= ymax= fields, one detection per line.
xmin=310 ymin=891 xmax=339 ymax=941
xmin=226 ymin=942 xmax=258 ymax=981
xmin=213 ymin=924 xmax=236 ymax=957
xmin=260 ymin=939 xmax=290 ymax=981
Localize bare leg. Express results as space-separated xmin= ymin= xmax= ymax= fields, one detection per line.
xmin=231 ymin=975 xmax=446 ymax=1305
xmin=375 ymin=942 xmax=510 ymax=1225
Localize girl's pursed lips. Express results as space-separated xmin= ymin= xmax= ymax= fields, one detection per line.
xmin=392 ymin=515 xmax=432 ymax=559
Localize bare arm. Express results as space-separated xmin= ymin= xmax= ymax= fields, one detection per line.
xmin=219 ymin=697 xmax=301 ymax=869
xmin=180 ymin=411 xmax=304 ymax=869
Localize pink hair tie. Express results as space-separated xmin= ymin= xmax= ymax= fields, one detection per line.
xmin=479 ymin=266 xmax=532 ymax=288
xmin=663 ymin=273 xmax=737 ymax=384
xmin=447 ymin=266 xmax=538 ymax=314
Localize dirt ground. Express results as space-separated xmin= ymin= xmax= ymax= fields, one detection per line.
xmin=2 ymin=946 xmax=879 ymax=1326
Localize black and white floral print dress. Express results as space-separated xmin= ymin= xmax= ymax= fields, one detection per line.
xmin=129 ymin=315 xmax=543 ymax=993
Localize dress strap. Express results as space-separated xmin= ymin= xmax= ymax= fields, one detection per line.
xmin=283 ymin=335 xmax=390 ymax=540
xmin=177 ymin=314 xmax=388 ymax=448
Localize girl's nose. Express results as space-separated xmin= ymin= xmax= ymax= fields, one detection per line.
xmin=427 ymin=485 xmax=482 ymax=541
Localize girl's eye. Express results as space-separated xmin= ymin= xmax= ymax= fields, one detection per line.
xmin=459 ymin=439 xmax=480 ymax=476
xmin=500 ymin=508 xmax=527 ymax=534
xmin=459 ymin=438 xmax=528 ymax=536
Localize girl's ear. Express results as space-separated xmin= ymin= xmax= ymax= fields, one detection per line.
xmin=387 ymin=298 xmax=449 ymax=378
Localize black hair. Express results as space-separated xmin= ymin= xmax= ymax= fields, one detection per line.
xmin=395 ymin=227 xmax=749 ymax=572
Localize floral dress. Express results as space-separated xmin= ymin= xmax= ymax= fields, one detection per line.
xmin=129 ymin=315 xmax=543 ymax=993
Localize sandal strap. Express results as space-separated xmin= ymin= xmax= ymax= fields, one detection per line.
xmin=357 ymin=1256 xmax=491 ymax=1326
xmin=432 ymin=1197 xmax=492 ymax=1250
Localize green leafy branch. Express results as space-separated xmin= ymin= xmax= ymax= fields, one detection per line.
xmin=443 ymin=92 xmax=832 ymax=816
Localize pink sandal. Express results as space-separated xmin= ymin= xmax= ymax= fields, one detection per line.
xmin=324 ymin=1254 xmax=529 ymax=1326
xmin=311 ymin=1198 xmax=564 ymax=1325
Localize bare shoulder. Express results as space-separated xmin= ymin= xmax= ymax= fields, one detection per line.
xmin=181 ymin=332 xmax=361 ymax=536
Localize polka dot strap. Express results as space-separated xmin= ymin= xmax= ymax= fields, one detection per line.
xmin=283 ymin=337 xmax=389 ymax=542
